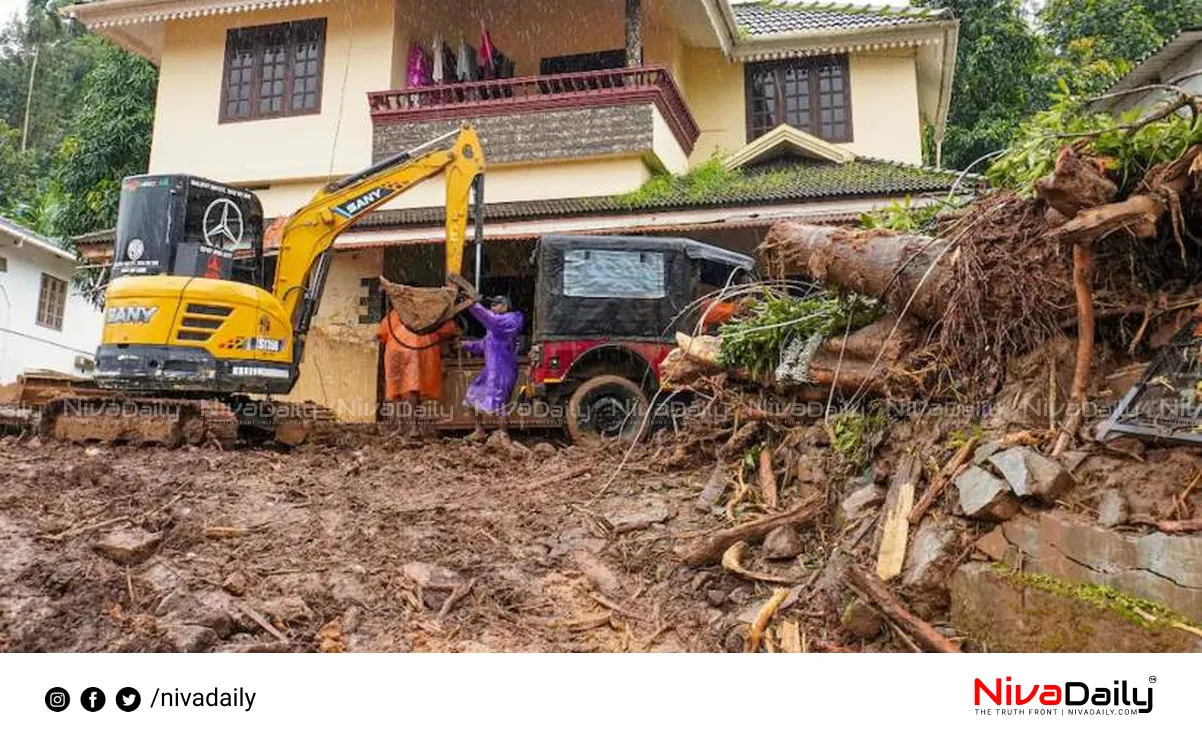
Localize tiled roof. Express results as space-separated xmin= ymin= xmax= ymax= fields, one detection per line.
xmin=354 ymin=157 xmax=966 ymax=229
xmin=74 ymin=158 xmax=967 ymax=245
xmin=731 ymin=1 xmax=950 ymax=37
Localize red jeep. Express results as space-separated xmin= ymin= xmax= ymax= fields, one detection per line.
xmin=526 ymin=234 xmax=755 ymax=441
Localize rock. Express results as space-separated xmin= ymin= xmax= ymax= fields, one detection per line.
xmin=1059 ymin=450 xmax=1090 ymax=473
xmin=988 ymin=446 xmax=1072 ymax=504
xmin=694 ymin=466 xmax=727 ymax=513
xmin=902 ymin=521 xmax=961 ymax=590
xmin=163 ymin=623 xmax=219 ymax=653
xmin=92 ymin=528 xmax=162 ymax=566
xmin=902 ymin=521 xmax=962 ymax=615
xmin=532 ymin=442 xmax=557 ymax=459
xmin=1104 ymin=435 xmax=1145 ymax=459
xmin=138 ymin=560 xmax=184 ymax=596
xmin=259 ymin=596 xmax=313 ymax=627
xmin=609 ymin=502 xmax=672 ymax=533
xmin=401 ymin=562 xmax=463 ymax=610
xmin=761 ymin=525 xmax=803 ymax=560
xmin=955 ymin=467 xmax=1020 ymax=521
xmin=485 ymin=429 xmax=513 ymax=453
xmin=341 ymin=605 xmax=363 ymax=634
xmin=572 ymin=550 xmax=623 ymax=597
xmin=1096 ymin=489 xmax=1129 ymax=528
xmin=972 ymin=440 xmax=1004 ymax=466
xmin=951 ymin=563 xmax=1202 ymax=652
xmin=705 ymin=589 xmax=728 ymax=607
xmin=222 ymin=571 xmax=247 ymax=597
xmin=974 ymin=527 xmax=1009 ymax=561
xmin=840 ymin=599 xmax=882 ymax=640
xmin=837 ymin=483 xmax=883 ymax=524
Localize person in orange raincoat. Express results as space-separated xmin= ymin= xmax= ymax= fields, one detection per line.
xmin=377 ymin=310 xmax=458 ymax=435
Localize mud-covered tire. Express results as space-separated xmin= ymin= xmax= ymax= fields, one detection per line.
xmin=566 ymin=375 xmax=648 ymax=444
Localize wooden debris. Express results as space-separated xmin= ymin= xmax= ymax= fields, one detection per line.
xmin=235 ymin=602 xmax=289 ymax=643
xmin=437 ymin=578 xmax=477 ymax=621
xmin=845 ymin=564 xmax=960 ymax=653
xmin=679 ymin=496 xmax=823 ymax=567
xmin=1175 ymin=471 xmax=1200 ymax=520
xmin=517 ymin=465 xmax=593 ymax=494
xmin=1134 ymin=519 xmax=1202 ymax=534
xmin=876 ymin=454 xmax=920 ymax=581
xmin=778 ymin=620 xmax=803 ymax=653
xmin=1053 ymin=243 xmax=1095 ymax=457
xmin=758 ymin=448 xmax=778 ymax=510
xmin=744 ymin=587 xmax=790 ymax=652
xmin=909 ymin=437 xmax=978 ymax=525
xmin=720 ymin=541 xmax=794 ymax=584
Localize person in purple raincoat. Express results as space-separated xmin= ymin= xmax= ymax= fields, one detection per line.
xmin=460 ymin=295 xmax=524 ymax=440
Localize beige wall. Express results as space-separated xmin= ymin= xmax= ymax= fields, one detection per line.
xmin=283 ymin=248 xmax=382 ymax=419
xmin=681 ymin=47 xmax=923 ymax=165
xmin=149 ymin=0 xmax=396 ymax=185
xmin=682 ymin=46 xmax=745 ymax=164
xmin=847 ymin=51 xmax=922 ymax=164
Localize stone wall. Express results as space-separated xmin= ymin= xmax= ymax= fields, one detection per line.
xmin=975 ymin=512 xmax=1202 ymax=622
xmin=372 ymin=105 xmax=655 ymax=165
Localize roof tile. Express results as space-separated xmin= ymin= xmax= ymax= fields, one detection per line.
xmin=731 ymin=1 xmax=948 ymax=37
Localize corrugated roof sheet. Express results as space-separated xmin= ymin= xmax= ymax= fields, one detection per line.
xmin=731 ymin=1 xmax=949 ymax=37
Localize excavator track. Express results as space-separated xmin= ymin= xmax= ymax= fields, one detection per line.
xmin=39 ymin=396 xmax=240 ymax=447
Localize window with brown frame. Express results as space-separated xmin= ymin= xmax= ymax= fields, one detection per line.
xmin=745 ymin=55 xmax=851 ymax=143
xmin=220 ymin=18 xmax=326 ymax=122
xmin=36 ymin=273 xmax=67 ymax=331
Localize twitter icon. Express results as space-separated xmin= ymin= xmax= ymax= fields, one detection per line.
xmin=116 ymin=687 xmax=141 ymax=712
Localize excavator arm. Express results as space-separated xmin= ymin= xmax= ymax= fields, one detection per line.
xmin=271 ymin=124 xmax=485 ymax=337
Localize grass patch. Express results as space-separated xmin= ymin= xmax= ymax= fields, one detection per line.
xmin=990 ymin=562 xmax=1201 ymax=631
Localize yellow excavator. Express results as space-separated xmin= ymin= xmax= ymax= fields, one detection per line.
xmin=41 ymin=124 xmax=485 ymax=446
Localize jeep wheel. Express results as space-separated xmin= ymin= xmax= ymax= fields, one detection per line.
xmin=566 ymin=374 xmax=648 ymax=444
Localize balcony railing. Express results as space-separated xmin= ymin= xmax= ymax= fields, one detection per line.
xmin=367 ymin=65 xmax=701 ymax=153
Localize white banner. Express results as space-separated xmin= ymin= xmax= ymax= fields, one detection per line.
xmin=0 ymin=653 xmax=1193 ymax=741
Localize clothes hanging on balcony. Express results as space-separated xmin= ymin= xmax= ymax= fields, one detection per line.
xmin=456 ymin=38 xmax=478 ymax=83
xmin=479 ymin=22 xmax=497 ymax=78
xmin=431 ymin=32 xmax=445 ymax=83
xmin=441 ymin=42 xmax=459 ymax=83
xmin=407 ymin=43 xmax=432 ymax=88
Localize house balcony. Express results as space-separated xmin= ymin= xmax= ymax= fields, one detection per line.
xmin=367 ymin=66 xmax=700 ymax=186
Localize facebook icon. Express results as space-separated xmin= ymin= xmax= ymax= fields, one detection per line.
xmin=81 ymin=687 xmax=106 ymax=712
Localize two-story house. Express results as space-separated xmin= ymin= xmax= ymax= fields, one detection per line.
xmin=67 ymin=0 xmax=961 ymax=420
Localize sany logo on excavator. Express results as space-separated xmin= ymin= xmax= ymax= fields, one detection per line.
xmin=332 ymin=187 xmax=394 ymax=219
xmin=106 ymin=306 xmax=159 ymax=324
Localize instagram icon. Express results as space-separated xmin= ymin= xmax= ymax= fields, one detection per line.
xmin=45 ymin=687 xmax=70 ymax=712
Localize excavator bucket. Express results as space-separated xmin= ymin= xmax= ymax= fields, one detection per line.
xmin=378 ymin=274 xmax=479 ymax=335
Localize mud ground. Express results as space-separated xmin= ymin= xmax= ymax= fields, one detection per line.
xmin=0 ymin=429 xmax=842 ymax=653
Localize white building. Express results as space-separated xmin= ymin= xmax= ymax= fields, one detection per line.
xmin=0 ymin=216 xmax=104 ymax=384
xmin=1094 ymin=26 xmax=1202 ymax=114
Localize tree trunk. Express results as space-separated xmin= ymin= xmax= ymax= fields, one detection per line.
xmin=757 ymin=223 xmax=952 ymax=323
xmin=625 ymin=0 xmax=644 ymax=67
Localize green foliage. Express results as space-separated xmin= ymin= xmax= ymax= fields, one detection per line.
xmin=858 ymin=195 xmax=954 ymax=235
xmin=914 ymin=0 xmax=1202 ymax=171
xmin=616 ymin=155 xmax=744 ymax=208
xmin=985 ymin=89 xmax=1202 ymax=194
xmin=0 ymin=5 xmax=155 ymax=241
xmin=718 ymin=291 xmax=882 ymax=378
xmin=828 ymin=409 xmax=888 ymax=472
xmin=40 ymin=39 xmax=156 ymax=239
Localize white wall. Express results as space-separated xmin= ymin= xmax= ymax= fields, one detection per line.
xmin=0 ymin=242 xmax=105 ymax=384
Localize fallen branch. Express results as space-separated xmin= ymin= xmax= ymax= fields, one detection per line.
xmin=679 ymin=496 xmax=823 ymax=567
xmin=235 ymin=602 xmax=289 ymax=643
xmin=437 ymin=578 xmax=477 ymax=621
xmin=744 ymin=587 xmax=790 ymax=653
xmin=39 ymin=494 xmax=185 ymax=542
xmin=721 ymin=541 xmax=794 ymax=584
xmin=909 ymin=437 xmax=978 ymax=525
xmin=1134 ymin=519 xmax=1202 ymax=534
xmin=845 ymin=564 xmax=960 ymax=653
xmin=758 ymin=448 xmax=778 ymax=511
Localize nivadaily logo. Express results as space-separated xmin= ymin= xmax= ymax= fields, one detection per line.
xmin=974 ymin=677 xmax=1154 ymax=716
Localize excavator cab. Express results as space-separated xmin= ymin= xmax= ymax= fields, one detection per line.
xmin=112 ymin=175 xmax=266 ymax=287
